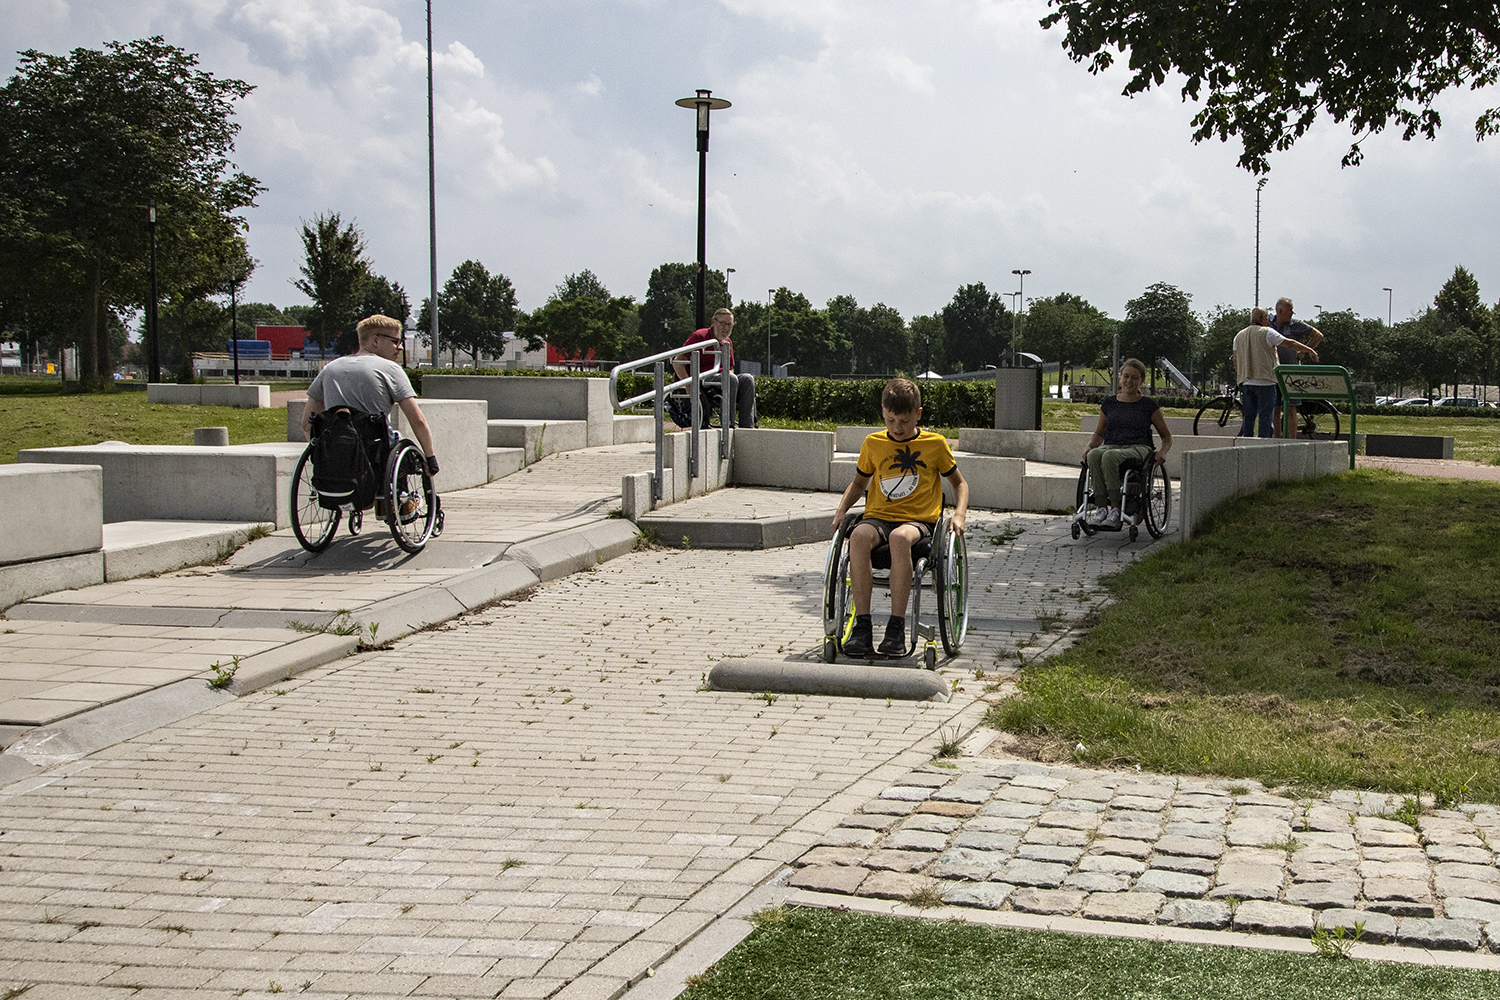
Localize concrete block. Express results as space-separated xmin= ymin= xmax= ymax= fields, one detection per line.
xmin=1365 ymin=434 xmax=1453 ymax=459
xmin=441 ymin=560 xmax=543 ymax=611
xmin=613 ymin=414 xmax=655 ymax=444
xmin=621 ymin=471 xmax=654 ymax=521
xmin=1180 ymin=448 xmax=1240 ymax=541
xmin=995 ymin=368 xmax=1041 ymax=430
xmin=1234 ymin=438 xmax=1281 ymax=494
xmin=0 ymin=551 xmax=103 ymax=611
xmin=488 ymin=447 xmax=525 ymax=481
xmin=709 ymin=658 xmax=948 ymax=701
xmin=731 ymin=428 xmax=834 ymax=491
xmin=836 ymin=426 xmax=886 ymax=454
xmin=485 ymin=418 xmax=588 ymax=459
xmin=0 ymin=464 xmax=103 ymax=566
xmin=958 ymin=428 xmax=1045 ymax=461
xmin=146 ymin=383 xmax=201 ymax=405
xmin=423 ymin=375 xmax=614 ymax=445
xmin=19 ymin=445 xmax=297 ymax=527
xmin=286 ymin=399 xmax=308 ymax=442
xmin=102 ymin=520 xmax=267 ymax=582
xmin=200 ymin=384 xmax=270 ymax=408
xmin=1167 ymin=437 xmax=1234 ymax=480
xmin=193 ymin=426 xmax=229 ymax=446
xmin=951 ymin=454 xmax=1023 ymax=510
xmin=830 ymin=456 xmax=860 ymax=494
xmin=1022 ymin=471 xmax=1080 ymax=513
xmin=1277 ymin=441 xmax=1315 ymax=480
xmin=391 ymin=397 xmax=487 ymax=491
xmin=1314 ymin=441 xmax=1351 ymax=475
xmin=1042 ymin=431 xmax=1095 ymax=467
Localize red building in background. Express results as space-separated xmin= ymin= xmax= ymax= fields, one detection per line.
xmin=253 ymin=326 xmax=311 ymax=359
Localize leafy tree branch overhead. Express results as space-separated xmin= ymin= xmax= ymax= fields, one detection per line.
xmin=1041 ymin=1 xmax=1500 ymax=172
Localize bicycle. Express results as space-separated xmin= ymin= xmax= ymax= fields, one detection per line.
xmin=1192 ymin=393 xmax=1341 ymax=439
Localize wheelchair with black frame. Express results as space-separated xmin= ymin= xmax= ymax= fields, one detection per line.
xmin=1071 ymin=448 xmax=1171 ymax=543
xmin=290 ymin=407 xmax=444 ymax=555
xmin=821 ymin=508 xmax=969 ymax=669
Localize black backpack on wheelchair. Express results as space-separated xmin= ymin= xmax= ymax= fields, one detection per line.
xmin=309 ymin=408 xmax=388 ymax=511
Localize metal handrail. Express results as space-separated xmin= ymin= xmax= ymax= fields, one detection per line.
xmin=608 ymin=341 xmax=732 ymax=503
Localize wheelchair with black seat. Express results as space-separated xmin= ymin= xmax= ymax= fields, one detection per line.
xmin=290 ymin=407 xmax=444 ymax=555
xmin=821 ymin=510 xmax=969 ymax=669
xmin=1071 ymin=448 xmax=1170 ymax=542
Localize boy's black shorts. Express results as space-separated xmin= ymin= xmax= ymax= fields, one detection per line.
xmin=860 ymin=517 xmax=934 ymax=544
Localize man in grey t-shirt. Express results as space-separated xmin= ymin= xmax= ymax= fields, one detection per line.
xmin=302 ymin=315 xmax=438 ymax=475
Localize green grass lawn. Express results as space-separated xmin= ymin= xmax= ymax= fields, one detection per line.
xmin=0 ymin=390 xmax=289 ymax=463
xmin=990 ymin=470 xmax=1500 ymax=801
xmin=680 ymin=907 xmax=1500 ymax=1000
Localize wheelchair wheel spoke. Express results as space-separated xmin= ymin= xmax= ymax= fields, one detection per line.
xmin=291 ymin=444 xmax=339 ymax=552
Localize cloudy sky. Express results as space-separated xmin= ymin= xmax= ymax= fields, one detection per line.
xmin=5 ymin=0 xmax=1498 ymax=328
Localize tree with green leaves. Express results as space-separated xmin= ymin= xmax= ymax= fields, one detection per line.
xmin=1120 ymin=282 xmax=1203 ymax=384
xmin=1041 ymin=1 xmax=1500 ymax=173
xmin=417 ymin=260 xmax=516 ymax=365
xmin=518 ymin=270 xmax=640 ymax=363
xmin=828 ymin=295 xmax=910 ymax=375
xmin=909 ymin=314 xmax=947 ymax=375
xmin=294 ymin=212 xmax=370 ymax=359
xmin=1024 ymin=293 xmax=1112 ymax=381
xmin=762 ymin=288 xmax=848 ymax=377
xmin=941 ymin=283 xmax=1010 ymax=371
xmin=1200 ymin=305 xmax=1250 ymax=388
xmin=0 ymin=36 xmax=261 ymax=386
xmin=556 ymin=269 xmax=611 ymax=304
xmin=639 ymin=263 xmax=729 ymax=355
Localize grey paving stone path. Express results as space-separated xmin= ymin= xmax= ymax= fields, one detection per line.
xmin=0 ymin=440 xmax=1182 ymax=999
xmin=789 ymin=756 xmax=1500 ymax=954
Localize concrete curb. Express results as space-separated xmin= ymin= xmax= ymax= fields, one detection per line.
xmin=227 ymin=632 xmax=361 ymax=695
xmin=709 ymin=658 xmax=950 ymax=701
xmin=781 ymin=889 xmax=1500 ymax=972
xmin=638 ymin=510 xmax=834 ymax=550
xmin=506 ymin=519 xmax=641 ymax=582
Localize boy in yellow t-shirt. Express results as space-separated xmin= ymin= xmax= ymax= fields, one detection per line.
xmin=831 ymin=378 xmax=969 ymax=657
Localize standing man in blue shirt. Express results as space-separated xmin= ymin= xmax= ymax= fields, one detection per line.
xmin=1269 ymin=297 xmax=1324 ymax=438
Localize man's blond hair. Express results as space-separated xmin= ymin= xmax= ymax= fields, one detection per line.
xmin=357 ymin=314 xmax=402 ymax=345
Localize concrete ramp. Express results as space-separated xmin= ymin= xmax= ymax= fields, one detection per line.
xmin=708 ymin=658 xmax=949 ymax=701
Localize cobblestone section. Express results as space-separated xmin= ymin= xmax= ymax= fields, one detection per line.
xmin=793 ymin=757 xmax=1500 ymax=952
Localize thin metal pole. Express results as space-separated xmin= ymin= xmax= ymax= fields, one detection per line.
xmin=653 ymin=361 xmax=664 ymax=502
xmin=689 ymin=349 xmax=700 ymax=479
xmin=1254 ymin=178 xmax=1267 ymax=306
xmin=148 ymin=201 xmax=159 ymax=383
xmin=427 ymin=0 xmax=440 ymax=367
xmin=231 ymin=282 xmax=240 ymax=384
xmin=695 ymin=147 xmax=707 ymax=330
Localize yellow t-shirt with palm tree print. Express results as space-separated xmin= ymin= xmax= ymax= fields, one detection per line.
xmin=856 ymin=429 xmax=956 ymax=524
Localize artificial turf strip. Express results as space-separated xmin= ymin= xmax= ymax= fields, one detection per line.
xmin=678 ymin=908 xmax=1500 ymax=1000
xmin=989 ymin=470 xmax=1500 ymax=799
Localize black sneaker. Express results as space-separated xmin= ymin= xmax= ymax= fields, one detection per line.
xmin=843 ymin=617 xmax=875 ymax=658
xmin=878 ymin=618 xmax=906 ymax=656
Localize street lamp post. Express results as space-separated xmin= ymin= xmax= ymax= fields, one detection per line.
xmin=426 ymin=0 xmax=440 ymax=368
xmin=725 ymin=267 xmax=735 ymax=305
xmin=1382 ymin=287 xmax=1393 ymax=326
xmin=1254 ymin=177 xmax=1267 ymax=306
xmin=1011 ymin=269 xmax=1030 ymax=360
xmin=676 ymin=89 xmax=731 ymax=330
xmin=765 ymin=289 xmax=774 ymax=375
xmin=148 ymin=200 xmax=159 ymax=383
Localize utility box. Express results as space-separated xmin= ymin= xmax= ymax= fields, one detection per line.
xmin=995 ymin=367 xmax=1042 ymax=430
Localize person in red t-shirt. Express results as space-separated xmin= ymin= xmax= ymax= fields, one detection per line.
xmin=672 ymin=308 xmax=757 ymax=427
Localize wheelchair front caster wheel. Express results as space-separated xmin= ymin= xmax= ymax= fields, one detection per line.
xmin=348 ymin=509 xmax=363 ymax=536
xmin=923 ymin=645 xmax=937 ymax=670
xmin=1070 ymin=522 xmax=1081 ymax=540
xmin=823 ymin=637 xmax=838 ymax=663
xmin=433 ymin=508 xmax=445 ymax=537
xmin=1128 ymin=524 xmax=1138 ymax=542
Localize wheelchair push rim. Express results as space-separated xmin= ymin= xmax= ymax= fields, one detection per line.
xmin=385 ymin=441 xmax=439 ymax=554
xmin=935 ymin=517 xmax=968 ymax=655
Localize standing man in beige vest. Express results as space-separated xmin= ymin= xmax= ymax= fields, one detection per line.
xmin=1232 ymin=307 xmax=1319 ymax=437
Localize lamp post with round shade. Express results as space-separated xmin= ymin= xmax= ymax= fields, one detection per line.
xmin=676 ymin=89 xmax=730 ymax=330
xmin=1011 ymin=269 xmax=1030 ymax=359
xmin=1382 ymin=287 xmax=1393 ymax=326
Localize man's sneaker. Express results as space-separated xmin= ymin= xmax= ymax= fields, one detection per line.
xmin=878 ymin=619 xmax=906 ymax=656
xmin=843 ymin=617 xmax=875 ymax=658
xmin=1104 ymin=507 xmax=1122 ymax=529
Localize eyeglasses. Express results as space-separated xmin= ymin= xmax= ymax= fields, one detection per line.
xmin=377 ymin=334 xmax=402 ymax=344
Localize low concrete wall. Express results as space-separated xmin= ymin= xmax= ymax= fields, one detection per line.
xmin=392 ymin=398 xmax=488 ymax=491
xmin=1179 ymin=440 xmax=1349 ymax=540
xmin=423 ymin=375 xmax=613 ymax=446
xmin=19 ymin=444 xmax=297 ymax=527
xmin=0 ymin=464 xmax=103 ymax=567
xmin=1080 ymin=414 xmax=1237 ymax=437
xmin=731 ymin=428 xmax=833 ymax=491
xmin=1366 ymin=434 xmax=1454 ymax=459
xmin=147 ymin=383 xmax=269 ymax=408
xmin=960 ymin=426 xmax=1230 ymax=481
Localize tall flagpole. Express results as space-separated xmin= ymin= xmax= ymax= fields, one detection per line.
xmin=427 ymin=0 xmax=440 ymax=366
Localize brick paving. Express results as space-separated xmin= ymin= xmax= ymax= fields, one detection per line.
xmin=790 ymin=756 xmax=1500 ymax=953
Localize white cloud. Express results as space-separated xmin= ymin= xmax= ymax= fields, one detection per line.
xmin=577 ymin=72 xmax=604 ymax=98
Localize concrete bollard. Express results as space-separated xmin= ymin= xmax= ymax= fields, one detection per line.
xmin=193 ymin=426 xmax=229 ymax=446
